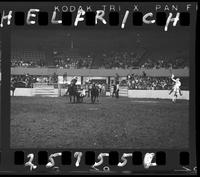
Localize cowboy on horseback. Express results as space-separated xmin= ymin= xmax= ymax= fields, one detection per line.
xmin=66 ymin=83 xmax=75 ymax=103
xmin=65 ymin=76 xmax=78 ymax=103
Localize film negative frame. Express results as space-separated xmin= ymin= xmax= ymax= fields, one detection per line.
xmin=0 ymin=0 xmax=198 ymax=175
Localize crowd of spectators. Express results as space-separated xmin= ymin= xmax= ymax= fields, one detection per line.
xmin=100 ymin=51 xmax=188 ymax=69
xmin=10 ymin=50 xmax=188 ymax=69
xmin=53 ymin=57 xmax=93 ymax=69
xmin=11 ymin=60 xmax=45 ymax=68
xmin=126 ymin=73 xmax=172 ymax=90
xmin=126 ymin=72 xmax=189 ymax=90
xmin=11 ymin=73 xmax=58 ymax=88
xmin=141 ymin=58 xmax=188 ymax=69
xmin=99 ymin=51 xmax=141 ymax=69
xmin=11 ymin=74 xmax=36 ymax=88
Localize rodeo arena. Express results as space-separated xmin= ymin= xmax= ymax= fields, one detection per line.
xmin=4 ymin=30 xmax=190 ymax=148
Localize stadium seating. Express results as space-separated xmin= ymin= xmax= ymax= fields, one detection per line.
xmin=11 ymin=49 xmax=46 ymax=67
xmin=11 ymin=47 xmax=188 ymax=69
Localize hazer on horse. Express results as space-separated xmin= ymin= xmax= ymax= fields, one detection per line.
xmin=66 ymin=83 xmax=78 ymax=103
xmin=65 ymin=76 xmax=86 ymax=103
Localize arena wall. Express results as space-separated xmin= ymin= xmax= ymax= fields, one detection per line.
xmin=11 ymin=88 xmax=60 ymax=97
xmin=128 ymin=90 xmax=189 ymax=100
xmin=10 ymin=67 xmax=189 ymax=77
xmin=11 ymin=88 xmax=33 ymax=96
xmin=11 ymin=88 xmax=189 ymax=100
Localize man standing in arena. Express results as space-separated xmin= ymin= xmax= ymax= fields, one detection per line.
xmin=98 ymin=83 xmax=102 ymax=95
xmin=115 ymin=83 xmax=119 ymax=98
xmin=88 ymin=81 xmax=92 ymax=98
xmin=91 ymin=83 xmax=97 ymax=103
xmin=114 ymin=73 xmax=120 ymax=98
xmin=112 ymin=84 xmax=117 ymax=97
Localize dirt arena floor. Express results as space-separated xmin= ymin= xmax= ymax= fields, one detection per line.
xmin=10 ymin=96 xmax=189 ymax=149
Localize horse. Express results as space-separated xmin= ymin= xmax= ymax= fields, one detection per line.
xmin=91 ymin=85 xmax=99 ymax=104
xmin=66 ymin=84 xmax=77 ymax=103
xmin=66 ymin=84 xmax=81 ymax=103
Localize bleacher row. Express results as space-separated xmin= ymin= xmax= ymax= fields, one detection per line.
xmin=11 ymin=49 xmax=45 ymax=61
xmin=9 ymin=48 xmax=188 ymax=69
